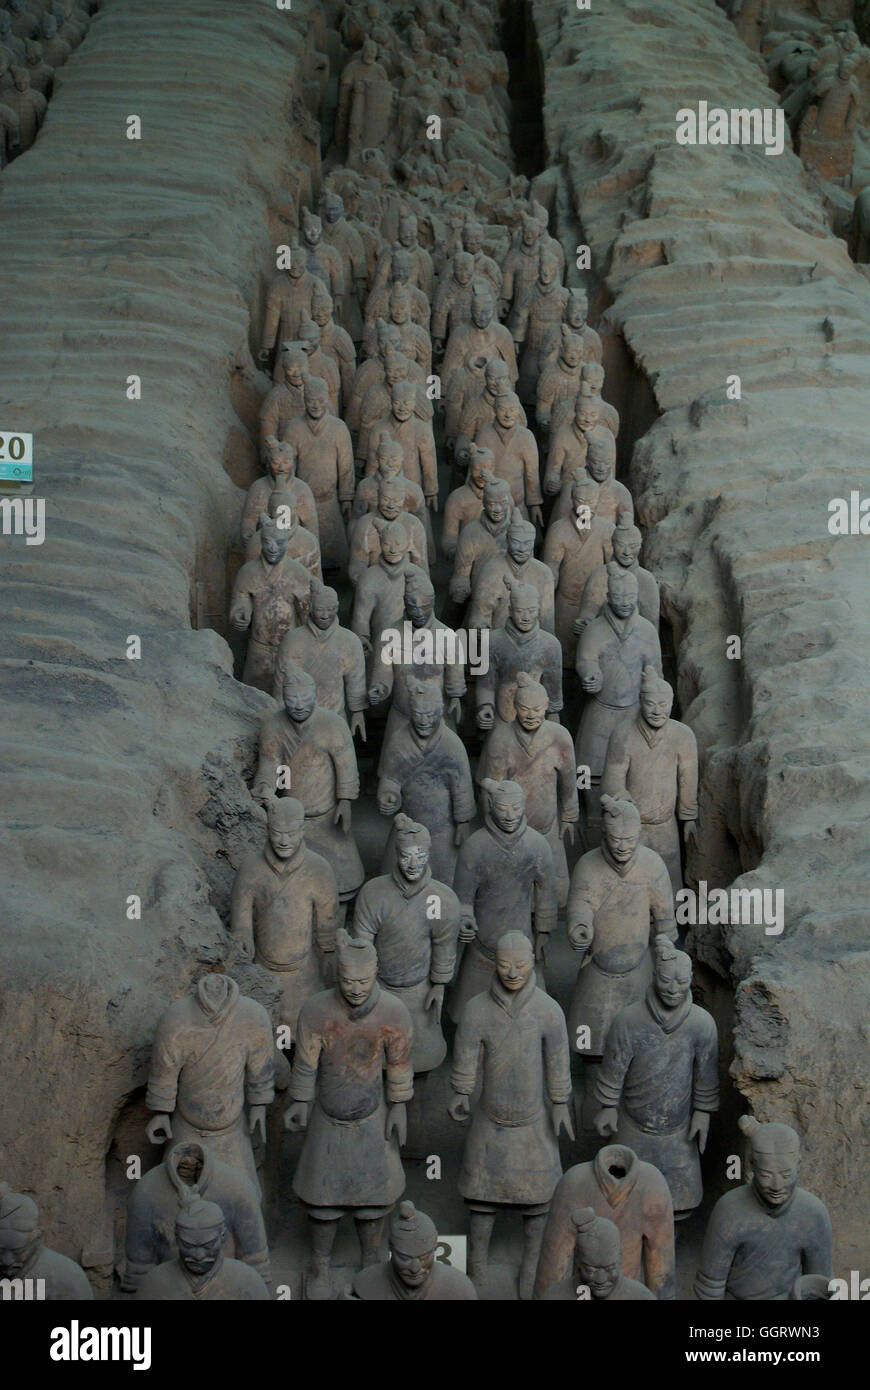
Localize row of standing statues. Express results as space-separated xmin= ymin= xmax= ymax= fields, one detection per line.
xmin=1 ymin=0 xmax=834 ymax=1303
xmin=0 ymin=0 xmax=95 ymax=165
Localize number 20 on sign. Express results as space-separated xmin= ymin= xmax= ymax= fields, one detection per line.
xmin=0 ymin=433 xmax=33 ymax=483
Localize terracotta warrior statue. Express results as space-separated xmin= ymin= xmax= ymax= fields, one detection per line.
xmin=253 ymin=666 xmax=365 ymax=905
xmin=123 ymin=1141 xmax=270 ymax=1294
xmin=443 ymin=218 xmax=501 ymax=299
xmin=543 ymin=391 xmax=594 ymax=511
xmin=373 ymin=208 xmax=434 ymax=300
xmin=0 ymin=1184 xmax=92 ymax=1299
xmin=378 ymin=678 xmax=474 ymax=884
xmin=366 ymin=377 xmax=438 ymax=515
xmin=536 ymin=327 xmax=586 ymax=435
xmin=576 ymin=520 xmax=658 ymax=632
xmin=294 ymin=317 xmax=342 ymax=412
xmin=567 ymin=795 xmax=676 ymax=1059
xmin=246 ymin=437 xmax=317 ymax=553
xmin=540 ymin=1207 xmax=655 ymax=1300
xmin=468 ymin=508 xmax=555 ymax=634
xmin=601 ymin=665 xmax=698 ymax=892
xmin=260 ymin=347 xmax=310 ymax=450
xmin=476 ymin=578 xmax=564 ymax=728
xmin=347 ymin=475 xmax=428 ymax=584
xmin=145 ymin=972 xmax=275 ymax=1193
xmin=337 ymin=38 xmax=395 ymax=165
xmin=259 ymin=245 xmax=318 ymax=366
xmin=443 ymin=286 xmax=518 ymax=429
xmin=449 ymin=931 xmax=572 ymax=1298
xmin=578 ymin=431 xmax=633 ymax=527
xmin=352 ymin=436 xmax=427 ymax=542
xmin=454 ymin=356 xmax=527 ymax=464
xmin=499 ymin=211 xmax=543 ymax=322
xmin=310 ymin=284 xmax=356 ymax=408
xmin=543 ymin=473 xmax=614 ymax=666
xmin=478 ymin=673 xmax=578 ymax=907
xmin=299 ymin=208 xmax=345 ymax=322
xmin=695 ymin=1117 xmax=833 ymax=1300
xmin=475 ymin=389 xmax=542 ymax=523
xmin=0 ymin=10 xmax=27 ymax=63
xmin=595 ymin=936 xmax=719 ymax=1217
xmin=347 ymin=1199 xmax=477 ymax=1299
xmin=535 ymin=1143 xmax=675 ymax=1300
xmin=351 ymin=518 xmax=427 ymax=676
xmin=575 ymin=565 xmax=662 ymax=837
xmin=451 ymin=778 xmax=557 ymax=1021
xmin=135 ymin=1194 xmax=270 ymax=1300
xmin=441 ymin=442 xmax=495 ymax=561
xmin=282 ymin=374 xmax=354 ymax=570
xmin=25 ymin=40 xmax=54 ymax=98
xmin=273 ymin=579 xmax=367 ymax=735
xmin=539 ymin=287 xmax=602 ymax=370
xmin=0 ymin=93 xmax=20 ymax=169
xmin=4 ymin=65 xmax=44 ymax=152
xmin=431 ymin=250 xmax=477 ymax=355
xmin=369 ymin=569 xmax=466 ymax=747
xmin=249 ymin=490 xmax=320 ymax=578
xmin=355 ymin=350 xmax=432 ymax=472
xmin=286 ymin=930 xmax=414 ymax=1299
xmin=231 ymin=795 xmax=340 ymax=1033
xmin=449 ymin=472 xmax=512 ymax=607
xmin=229 ymin=511 xmax=311 ymax=692
xmin=511 ymin=249 xmax=569 ymax=406
xmin=364 ymin=247 xmax=430 ymax=354
xmin=320 ymin=190 xmax=368 ymax=346
xmin=354 ymin=814 xmax=461 ymax=1074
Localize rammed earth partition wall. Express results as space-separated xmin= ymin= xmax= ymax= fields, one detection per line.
xmin=0 ymin=0 xmax=309 ymax=1270
xmin=529 ymin=0 xmax=870 ymax=1264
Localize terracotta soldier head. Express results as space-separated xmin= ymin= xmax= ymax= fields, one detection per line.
xmin=301 ymin=208 xmax=323 ymax=248
xmin=41 ymin=13 xmax=58 ymax=40
xmin=397 ymin=210 xmax=418 ymax=250
xmin=467 ymin=443 xmax=496 ymax=488
xmin=0 ymin=1183 xmax=42 ymax=1279
xmin=393 ymin=813 xmax=431 ymax=883
xmin=360 ymin=37 xmax=379 ymax=66
xmin=520 ymin=212 xmax=540 ymax=248
xmin=612 ymin=521 xmax=641 ymax=569
xmin=175 ymin=1194 xmax=227 ymax=1280
xmin=321 ymin=191 xmax=344 ymax=226
xmin=640 ymin=665 xmax=673 ymax=730
xmin=514 ymin=672 xmax=548 ymax=734
xmin=377 ymin=476 xmax=407 ymax=522
xmin=376 ymin=437 xmax=405 ymax=478
xmin=586 ymin=432 xmax=616 ymax=484
xmin=372 ymin=516 xmax=410 ymax=566
xmin=268 ymin=489 xmax=299 ymax=536
xmin=482 ymin=473 xmax=512 ymax=525
xmin=404 ymin=570 xmax=434 ymax=627
xmin=571 ymin=473 xmax=599 ymax=531
xmin=263 ymin=436 xmax=298 ymax=484
xmin=391 ymin=248 xmax=414 ymax=285
xmin=286 ymin=242 xmax=307 ymax=279
xmin=310 ymin=286 xmax=335 ymax=329
xmin=309 ymin=579 xmax=339 ymax=631
xmin=389 ymin=284 xmax=412 ymax=326
xmin=454 ymin=250 xmax=474 ymax=287
xmin=505 ymin=576 xmax=541 ymax=633
xmin=279 ymin=344 xmax=309 ymax=389
xmin=507 ymin=509 xmax=536 ymax=565
xmin=481 ymin=777 xmax=526 ymax=834
xmin=303 ymin=375 xmax=329 ymax=421
xmin=653 ymin=934 xmax=693 ymax=1009
xmin=471 ymin=286 xmax=494 ymax=330
xmin=283 ymin=666 xmax=317 ymax=724
xmin=258 ymin=511 xmax=289 ymax=566
xmin=494 ymin=390 xmax=521 ymax=431
xmin=388 ymin=1200 xmax=438 ymax=1290
xmin=267 ymin=794 xmax=306 ymax=860
xmin=539 ymin=250 xmax=560 ymax=288
xmin=571 ymin=1207 xmax=622 ymax=1299
xmin=495 ymin=930 xmax=535 ymax=990
xmin=12 ymin=65 xmax=30 ymax=92
xmin=738 ymin=1115 xmax=802 ymax=1213
xmin=383 ymin=350 xmax=410 ymax=390
xmin=575 ymin=391 xmax=601 ymax=432
xmin=485 ymin=358 xmax=512 ymax=398
xmin=462 ymin=221 xmax=484 ymax=255
xmin=580 ymin=360 xmax=605 ymax=395
xmin=298 ymin=318 xmax=323 ymax=357
xmin=600 ymin=794 xmax=642 ymax=867
xmin=336 ymin=927 xmax=378 ymax=1007
xmin=565 ymin=289 xmax=589 ymax=332
xmin=560 ymin=327 xmax=584 ymax=370
xmin=390 ymin=378 xmax=416 ymax=422
xmin=407 ymin=677 xmax=443 ymax=739
xmin=606 ymin=563 xmax=638 ymax=620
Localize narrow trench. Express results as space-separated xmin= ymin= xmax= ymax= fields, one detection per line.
xmin=206 ymin=5 xmax=740 ymax=1295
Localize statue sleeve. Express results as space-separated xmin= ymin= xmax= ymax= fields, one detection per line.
xmin=228 ymin=571 xmax=254 ymax=632
xmin=532 ymin=840 xmax=558 ymax=937
xmin=350 ymin=577 xmax=376 ymax=641
xmin=245 ymin=1010 xmax=276 ymax=1108
xmin=289 ymin=1007 xmax=322 ymax=1102
xmin=536 ymin=370 xmax=554 ymax=423
xmin=693 ymin=1204 xmax=736 ymax=1300
xmin=418 ymin=426 xmax=438 ymax=498
xmin=452 ymin=840 xmax=477 ymax=916
xmin=336 ymin=424 xmax=355 ymax=504
xmin=676 ymin=726 xmax=699 ymax=821
xmin=543 ymin=1001 xmax=572 ymax=1105
xmin=649 ymin=859 xmax=677 ymax=941
xmin=541 ymin=524 xmax=566 ymax=585
xmin=146 ymin=1011 xmax=183 ymax=1115
xmin=259 ymin=392 xmax=280 ymax=446
xmin=803 ymin=1200 xmax=833 ymax=1277
xmin=431 ymin=283 xmax=450 ymax=341
xmin=443 ymin=638 xmax=467 ymax=700
xmin=600 ymin=723 xmax=630 ymax=801
xmin=692 ymin=1012 xmax=720 ymax=1114
xmin=351 ymin=884 xmax=380 ymax=946
xmin=253 ymin=718 xmax=283 ymax=802
xmin=557 ymin=738 xmax=580 ymax=823
xmin=566 ymin=866 xmax=596 ymax=948
xmin=575 ymin=623 xmax=602 ymax=683
xmin=543 ymin=431 xmax=565 ymax=493
xmin=344 ymin=633 xmax=368 ymax=713
xmin=475 ymin=642 xmax=497 ymax=711
xmin=593 ymin=1010 xmax=634 ymax=1109
xmin=331 ymin=721 xmax=360 ymax=802
xmin=533 ymin=1174 xmax=575 ymax=1298
xmin=450 ymin=1008 xmax=484 ymax=1095
xmin=229 ymin=861 xmax=256 ymax=958
xmin=501 ymin=330 xmax=518 ymax=383
xmin=122 ymin=1192 xmax=157 ymax=1293
xmin=543 ymin=641 xmax=564 ymax=713
xmin=441 ymin=494 xmax=462 ymax=561
xmin=370 ymin=630 xmax=397 ymax=700
xmin=578 ymin=566 xmax=605 ymax=625
xmin=539 ymin=570 xmax=555 ymax=633
xmin=384 ymin=1016 xmax=415 ymax=1104
xmin=428 ymin=890 xmax=459 ymax=986
xmin=261 ymin=282 xmax=281 ymax=354
xmin=314 ymin=862 xmax=340 ymax=957
xmin=449 ymin=747 xmax=476 ymax=825
xmin=449 ymin=532 xmax=475 ymax=603
xmin=524 ymin=436 xmax=543 ymax=508
xmin=641 ymin=1178 xmax=676 ymax=1300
